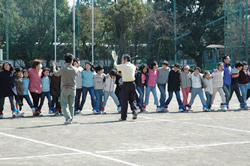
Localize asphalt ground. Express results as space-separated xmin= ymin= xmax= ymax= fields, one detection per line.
xmin=0 ymin=88 xmax=250 ymax=166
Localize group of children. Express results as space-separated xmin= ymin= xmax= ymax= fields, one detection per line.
xmin=0 ymin=55 xmax=249 ymax=119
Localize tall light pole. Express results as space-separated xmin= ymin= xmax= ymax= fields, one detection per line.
xmin=6 ymin=0 xmax=9 ymax=60
xmin=77 ymin=0 xmax=80 ymax=58
xmin=73 ymin=0 xmax=76 ymax=57
xmin=245 ymin=0 xmax=248 ymax=62
xmin=174 ymin=0 xmax=177 ymax=64
xmin=54 ymin=0 xmax=57 ymax=61
xmin=92 ymin=0 xmax=94 ymax=64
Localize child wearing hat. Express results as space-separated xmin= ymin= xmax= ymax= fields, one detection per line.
xmin=180 ymin=65 xmax=192 ymax=109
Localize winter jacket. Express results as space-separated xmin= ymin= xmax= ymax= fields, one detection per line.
xmin=50 ymin=75 xmax=61 ymax=97
xmin=239 ymin=69 xmax=250 ymax=84
xmin=14 ymin=75 xmax=24 ymax=95
xmin=168 ymin=70 xmax=181 ymax=91
xmin=28 ymin=68 xmax=42 ymax=94
xmin=147 ymin=69 xmax=159 ymax=87
xmin=0 ymin=71 xmax=16 ymax=97
xmin=104 ymin=75 xmax=116 ymax=92
xmin=135 ymin=72 xmax=148 ymax=86
xmin=180 ymin=71 xmax=192 ymax=88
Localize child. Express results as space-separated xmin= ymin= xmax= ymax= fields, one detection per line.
xmin=164 ymin=64 xmax=185 ymax=112
xmin=38 ymin=68 xmax=54 ymax=115
xmin=180 ymin=65 xmax=192 ymax=108
xmin=80 ymin=61 xmax=98 ymax=113
xmin=239 ymin=61 xmax=250 ymax=102
xmin=187 ymin=67 xmax=208 ymax=112
xmin=156 ymin=61 xmax=170 ymax=112
xmin=101 ymin=69 xmax=121 ymax=113
xmin=14 ymin=67 xmax=25 ymax=115
xmin=0 ymin=62 xmax=24 ymax=118
xmin=93 ymin=65 xmax=105 ymax=114
xmin=211 ymin=62 xmax=227 ymax=111
xmin=50 ymin=71 xmax=62 ymax=115
xmin=73 ymin=58 xmax=83 ymax=115
xmin=135 ymin=64 xmax=149 ymax=112
xmin=144 ymin=61 xmax=160 ymax=112
xmin=229 ymin=61 xmax=247 ymax=109
xmin=115 ymin=71 xmax=122 ymax=105
xmin=22 ymin=69 xmax=36 ymax=113
xmin=203 ymin=72 xmax=213 ymax=111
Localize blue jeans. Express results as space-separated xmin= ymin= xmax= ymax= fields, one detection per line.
xmin=240 ymin=84 xmax=248 ymax=101
xmin=157 ymin=84 xmax=166 ymax=106
xmin=23 ymin=95 xmax=34 ymax=109
xmin=102 ymin=91 xmax=120 ymax=108
xmin=136 ymin=86 xmax=145 ymax=106
xmin=205 ymin=92 xmax=212 ymax=108
xmin=145 ymin=86 xmax=158 ymax=105
xmin=95 ymin=89 xmax=103 ymax=110
xmin=80 ymin=86 xmax=96 ymax=110
xmin=223 ymin=85 xmax=231 ymax=104
xmin=39 ymin=92 xmax=53 ymax=110
xmin=189 ymin=88 xmax=206 ymax=107
xmin=165 ymin=91 xmax=183 ymax=108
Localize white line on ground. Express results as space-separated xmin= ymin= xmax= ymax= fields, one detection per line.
xmin=141 ymin=116 xmax=250 ymax=134
xmin=0 ymin=153 xmax=81 ymax=161
xmin=0 ymin=132 xmax=138 ymax=166
xmin=95 ymin=141 xmax=250 ymax=154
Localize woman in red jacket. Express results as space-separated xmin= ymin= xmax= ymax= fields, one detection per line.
xmin=28 ymin=59 xmax=43 ymax=116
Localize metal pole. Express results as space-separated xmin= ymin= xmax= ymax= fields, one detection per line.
xmin=174 ymin=0 xmax=177 ymax=64
xmin=92 ymin=0 xmax=94 ymax=64
xmin=239 ymin=2 xmax=242 ymax=60
xmin=245 ymin=0 xmax=248 ymax=62
xmin=54 ymin=0 xmax=57 ymax=61
xmin=6 ymin=0 xmax=9 ymax=60
xmin=73 ymin=0 xmax=76 ymax=57
xmin=77 ymin=0 xmax=80 ymax=58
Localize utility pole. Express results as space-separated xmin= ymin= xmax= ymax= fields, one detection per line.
xmin=92 ymin=0 xmax=94 ymax=63
xmin=77 ymin=0 xmax=80 ymax=58
xmin=174 ymin=0 xmax=177 ymax=64
xmin=245 ymin=0 xmax=248 ymax=62
xmin=6 ymin=0 xmax=9 ymax=60
xmin=73 ymin=0 xmax=76 ymax=57
xmin=54 ymin=0 xmax=57 ymax=61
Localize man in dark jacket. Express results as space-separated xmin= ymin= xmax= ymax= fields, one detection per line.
xmin=164 ymin=64 xmax=185 ymax=112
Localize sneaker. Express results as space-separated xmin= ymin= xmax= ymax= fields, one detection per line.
xmin=156 ymin=107 xmax=162 ymax=113
xmin=64 ymin=118 xmax=72 ymax=125
xmin=143 ymin=108 xmax=149 ymax=113
xmin=31 ymin=108 xmax=36 ymax=114
xmin=209 ymin=108 xmax=215 ymax=112
xmin=93 ymin=109 xmax=100 ymax=114
xmin=203 ymin=108 xmax=210 ymax=112
xmin=117 ymin=106 xmax=122 ymax=113
xmin=221 ymin=105 xmax=227 ymax=112
xmin=187 ymin=106 xmax=192 ymax=112
xmin=17 ymin=111 xmax=24 ymax=117
xmin=74 ymin=110 xmax=80 ymax=115
xmin=12 ymin=112 xmax=17 ymax=118
xmin=59 ymin=112 xmax=64 ymax=116
xmin=119 ymin=118 xmax=126 ymax=121
xmin=39 ymin=112 xmax=43 ymax=116
xmin=179 ymin=108 xmax=185 ymax=112
xmin=0 ymin=114 xmax=3 ymax=119
xmin=132 ymin=110 xmax=138 ymax=120
xmin=162 ymin=107 xmax=169 ymax=113
xmin=49 ymin=110 xmax=54 ymax=114
xmin=101 ymin=110 xmax=106 ymax=114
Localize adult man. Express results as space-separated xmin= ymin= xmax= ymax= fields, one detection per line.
xmin=222 ymin=55 xmax=232 ymax=107
xmin=53 ymin=53 xmax=78 ymax=124
xmin=156 ymin=60 xmax=170 ymax=111
xmin=114 ymin=54 xmax=137 ymax=121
